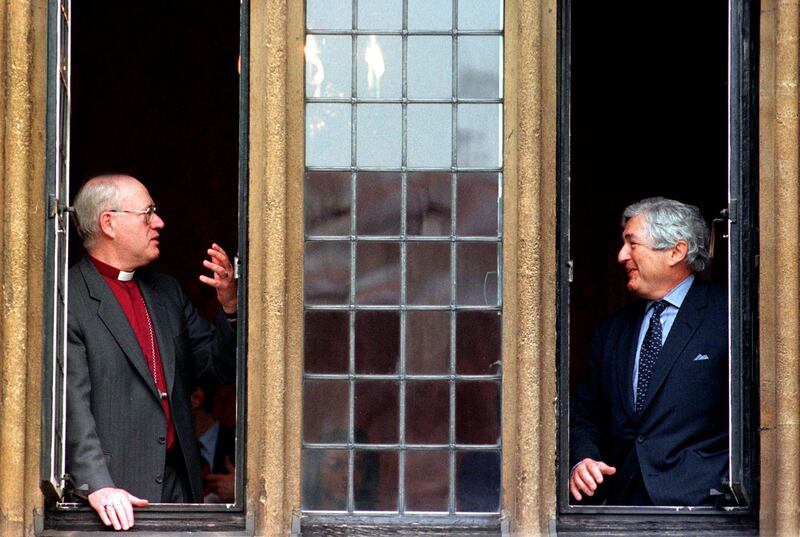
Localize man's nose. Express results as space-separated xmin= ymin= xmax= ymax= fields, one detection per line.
xmin=617 ymin=243 xmax=629 ymax=264
xmin=151 ymin=213 xmax=165 ymax=229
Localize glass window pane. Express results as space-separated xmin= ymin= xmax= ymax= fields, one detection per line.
xmin=407 ymin=242 xmax=451 ymax=305
xmin=407 ymin=172 xmax=452 ymax=236
xmin=305 ymin=171 xmax=351 ymax=236
xmin=307 ymin=103 xmax=352 ymax=167
xmin=455 ymin=381 xmax=500 ymax=445
xmin=305 ymin=241 xmax=350 ymax=305
xmin=357 ymin=0 xmax=402 ymax=30
xmin=458 ymin=36 xmax=502 ymax=99
xmin=303 ymin=380 xmax=349 ymax=443
xmin=305 ymin=311 xmax=350 ymax=374
xmin=456 ymin=242 xmax=499 ymax=306
xmin=408 ymin=37 xmax=452 ymax=99
xmin=355 ymin=381 xmax=399 ymax=444
xmin=354 ymin=450 xmax=398 ymax=510
xmin=357 ymin=104 xmax=401 ymax=167
xmin=405 ymin=450 xmax=449 ymax=511
xmin=305 ymin=35 xmax=352 ymax=99
xmin=307 ymin=0 xmax=352 ymax=30
xmin=408 ymin=104 xmax=452 ymax=168
xmin=302 ymin=448 xmax=348 ymax=510
xmin=356 ymin=172 xmax=401 ymax=236
xmin=456 ymin=172 xmax=499 ymax=237
xmin=406 ymin=381 xmax=449 ymax=444
xmin=456 ymin=311 xmax=501 ymax=375
xmin=408 ymin=0 xmax=452 ymax=30
xmin=355 ymin=241 xmax=400 ymax=304
xmin=456 ymin=450 xmax=500 ymax=512
xmin=457 ymin=0 xmax=503 ymax=30
xmin=357 ymin=36 xmax=402 ymax=99
xmin=457 ymin=104 xmax=501 ymax=168
xmin=406 ymin=311 xmax=450 ymax=374
xmin=355 ymin=311 xmax=400 ymax=374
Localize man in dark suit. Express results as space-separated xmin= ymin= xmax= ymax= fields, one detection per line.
xmin=66 ymin=174 xmax=238 ymax=530
xmin=569 ymin=197 xmax=728 ymax=506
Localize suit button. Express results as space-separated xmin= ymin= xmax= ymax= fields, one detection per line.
xmin=158 ymin=436 xmax=166 ymax=444
xmin=155 ymin=475 xmax=163 ymax=484
xmin=637 ymin=435 xmax=645 ymax=443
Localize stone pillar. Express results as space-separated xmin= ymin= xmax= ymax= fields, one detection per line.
xmin=0 ymin=1 xmax=47 ymax=535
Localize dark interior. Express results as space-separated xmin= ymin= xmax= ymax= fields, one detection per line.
xmin=69 ymin=1 xmax=240 ymax=324
xmin=569 ymin=0 xmax=729 ymax=388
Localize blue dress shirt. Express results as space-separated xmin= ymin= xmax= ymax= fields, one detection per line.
xmin=632 ymin=274 xmax=695 ymax=403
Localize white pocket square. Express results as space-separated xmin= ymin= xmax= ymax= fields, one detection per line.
xmin=693 ymin=354 xmax=710 ymax=361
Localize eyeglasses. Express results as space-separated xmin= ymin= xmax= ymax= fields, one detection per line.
xmin=108 ymin=204 xmax=158 ymax=225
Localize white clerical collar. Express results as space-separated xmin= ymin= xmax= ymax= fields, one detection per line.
xmin=118 ymin=270 xmax=135 ymax=281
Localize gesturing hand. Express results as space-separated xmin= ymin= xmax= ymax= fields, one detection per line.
xmin=199 ymin=243 xmax=237 ymax=314
xmin=88 ymin=487 xmax=149 ymax=531
xmin=569 ymin=458 xmax=616 ymax=501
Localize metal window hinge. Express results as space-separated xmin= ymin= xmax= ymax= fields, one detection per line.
xmin=233 ymin=255 xmax=241 ymax=279
xmin=567 ymin=259 xmax=574 ymax=283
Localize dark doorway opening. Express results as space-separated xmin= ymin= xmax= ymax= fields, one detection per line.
xmin=70 ymin=1 xmax=240 ymax=323
xmin=568 ymin=0 xmax=729 ymax=390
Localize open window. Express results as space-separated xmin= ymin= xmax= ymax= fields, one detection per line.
xmin=556 ymin=0 xmax=758 ymax=528
xmin=41 ymin=0 xmax=250 ymax=531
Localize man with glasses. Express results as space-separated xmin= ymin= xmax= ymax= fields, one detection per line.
xmin=569 ymin=197 xmax=728 ymax=506
xmin=67 ymin=175 xmax=237 ymax=530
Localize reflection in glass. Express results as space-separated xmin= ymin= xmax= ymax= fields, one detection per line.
xmin=457 ymin=0 xmax=503 ymax=30
xmin=406 ymin=450 xmax=449 ymax=511
xmin=307 ymin=0 xmax=352 ymax=30
xmin=458 ymin=36 xmax=502 ymax=99
xmin=355 ymin=241 xmax=400 ymax=304
xmin=355 ymin=311 xmax=400 ymax=374
xmin=302 ymin=448 xmax=348 ymax=510
xmin=457 ymin=104 xmax=502 ymax=168
xmin=456 ymin=173 xmax=499 ymax=237
xmin=303 ymin=380 xmax=349 ymax=443
xmin=305 ymin=35 xmax=352 ymax=98
xmin=357 ymin=0 xmax=403 ymax=30
xmin=406 ymin=381 xmax=449 ymax=444
xmin=456 ymin=311 xmax=501 ymax=374
xmin=407 ymin=173 xmax=452 ymax=236
xmin=456 ymin=450 xmax=501 ymax=512
xmin=357 ymin=36 xmax=401 ymax=99
xmin=408 ymin=37 xmax=452 ymax=99
xmin=456 ymin=242 xmax=499 ymax=306
xmin=305 ymin=171 xmax=351 ymax=236
xmin=357 ymin=104 xmax=401 ymax=167
xmin=305 ymin=311 xmax=349 ymax=374
xmin=307 ymin=103 xmax=352 ymax=167
xmin=455 ymin=381 xmax=500 ymax=444
xmin=408 ymin=104 xmax=452 ymax=168
xmin=305 ymin=241 xmax=350 ymax=305
xmin=355 ymin=381 xmax=399 ymax=443
xmin=354 ymin=450 xmax=398 ymax=510
xmin=408 ymin=0 xmax=452 ymax=30
xmin=356 ymin=173 xmax=401 ymax=236
xmin=407 ymin=242 xmax=451 ymax=305
xmin=406 ymin=311 xmax=450 ymax=374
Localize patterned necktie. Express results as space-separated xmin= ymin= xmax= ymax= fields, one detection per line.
xmin=635 ymin=300 xmax=669 ymax=413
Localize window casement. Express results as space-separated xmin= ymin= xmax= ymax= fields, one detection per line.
xmin=556 ymin=0 xmax=758 ymax=533
xmin=40 ymin=0 xmax=250 ymax=532
xmin=301 ymin=0 xmax=504 ymax=529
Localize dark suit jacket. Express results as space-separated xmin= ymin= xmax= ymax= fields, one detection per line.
xmin=570 ymin=278 xmax=728 ymax=505
xmin=66 ymin=256 xmax=236 ymax=502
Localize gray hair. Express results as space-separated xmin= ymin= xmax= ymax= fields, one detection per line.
xmin=622 ymin=197 xmax=711 ymax=273
xmin=72 ymin=175 xmax=124 ymax=249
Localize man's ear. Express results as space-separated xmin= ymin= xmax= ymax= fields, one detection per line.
xmin=98 ymin=211 xmax=115 ymax=239
xmin=668 ymin=240 xmax=688 ymax=266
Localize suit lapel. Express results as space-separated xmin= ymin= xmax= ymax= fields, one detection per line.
xmin=618 ymin=303 xmax=644 ymax=420
xmin=637 ymin=279 xmax=708 ymax=414
xmin=79 ymin=258 xmax=161 ymax=400
xmin=138 ymin=275 xmax=176 ymax=395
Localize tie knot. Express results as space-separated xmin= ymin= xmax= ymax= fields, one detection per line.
xmin=651 ymin=300 xmax=669 ymax=316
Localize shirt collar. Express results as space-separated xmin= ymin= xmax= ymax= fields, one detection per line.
xmin=198 ymin=420 xmax=220 ymax=466
xmin=90 ymin=255 xmax=136 ymax=281
xmin=647 ymin=273 xmax=695 ymax=310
